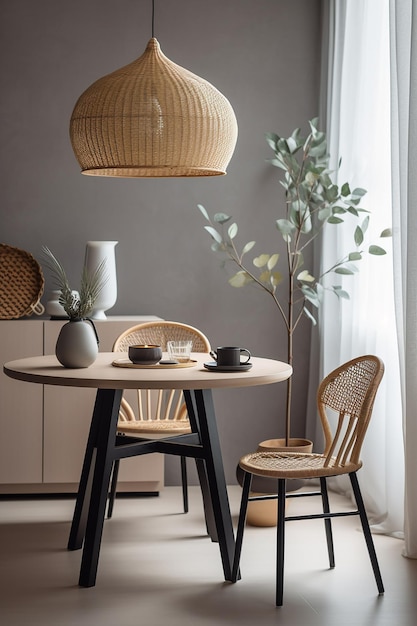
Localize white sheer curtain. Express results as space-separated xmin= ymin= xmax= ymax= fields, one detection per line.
xmin=319 ymin=0 xmax=404 ymax=537
xmin=389 ymin=0 xmax=417 ymax=558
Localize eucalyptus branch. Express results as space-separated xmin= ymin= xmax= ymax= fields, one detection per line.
xmin=227 ymin=236 xmax=290 ymax=331
xmin=292 ymin=304 xmax=307 ymax=333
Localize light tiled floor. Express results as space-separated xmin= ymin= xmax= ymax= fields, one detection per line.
xmin=0 ymin=486 xmax=415 ymax=626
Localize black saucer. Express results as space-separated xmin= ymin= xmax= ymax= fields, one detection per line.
xmin=203 ymin=361 xmax=253 ymax=372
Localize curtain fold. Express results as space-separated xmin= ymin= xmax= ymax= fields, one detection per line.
xmin=314 ymin=0 xmax=404 ymax=538
xmin=389 ymin=0 xmax=417 ymax=558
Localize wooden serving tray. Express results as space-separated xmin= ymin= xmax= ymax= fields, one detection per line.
xmin=112 ymin=358 xmax=198 ymax=369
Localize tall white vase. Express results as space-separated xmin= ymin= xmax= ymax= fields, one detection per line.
xmin=84 ymin=241 xmax=118 ymax=319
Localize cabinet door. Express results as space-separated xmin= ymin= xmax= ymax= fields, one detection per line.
xmin=0 ymin=320 xmax=44 ymax=483
xmin=43 ymin=318 xmax=164 ymax=489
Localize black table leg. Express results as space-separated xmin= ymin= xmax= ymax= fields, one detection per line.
xmin=194 ymin=458 xmax=218 ymax=541
xmin=186 ymin=389 xmax=236 ymax=581
xmin=68 ymin=388 xmax=122 ymax=587
xmin=183 ymin=390 xmax=217 ymax=542
xmin=68 ymin=399 xmax=100 ymax=551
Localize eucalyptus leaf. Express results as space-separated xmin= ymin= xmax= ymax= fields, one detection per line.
xmin=267 ymin=254 xmax=279 ymax=270
xmin=308 ymin=141 xmax=327 ymax=158
xmin=228 ymin=222 xmax=238 ymax=239
xmin=351 ymin=187 xmax=367 ymax=198
xmin=349 ymin=251 xmax=362 ymax=261
xmin=204 ymin=225 xmax=223 ymax=244
xmin=347 ymin=207 xmax=359 ymax=217
xmin=303 ymin=306 xmax=317 ymax=325
xmin=241 ymin=241 xmax=256 ymax=256
xmin=328 ymin=216 xmax=344 ymax=224
xmin=197 ymin=204 xmax=210 ymax=221
xmin=265 ymin=132 xmax=278 ymax=150
xmin=309 ymin=117 xmax=319 ymax=132
xmin=325 ymin=184 xmax=339 ymax=202
xmin=345 ymin=196 xmax=361 ymax=207
xmin=269 ymin=271 xmax=282 ymax=286
xmin=269 ymin=157 xmax=287 ymax=170
xmin=257 ymin=269 xmax=269 ymax=281
xmin=276 ymin=218 xmax=296 ymax=237
xmin=277 ymin=138 xmax=290 ymax=154
xmin=332 ymin=285 xmax=350 ymax=300
xmin=287 ymin=136 xmax=298 ymax=153
xmin=301 ymin=285 xmax=320 ymax=307
xmin=253 ymin=254 xmax=270 ymax=268
xmin=299 ymin=206 xmax=312 ymax=234
xmin=369 ymin=245 xmax=387 ymax=256
xmin=318 ymin=206 xmax=332 ymax=221
xmin=381 ymin=228 xmax=392 ymax=237
xmin=335 ymin=267 xmax=355 ymax=275
xmin=361 ymin=215 xmax=370 ymax=233
xmin=298 ymin=269 xmax=315 ymax=283
xmin=214 ymin=212 xmax=231 ymax=224
xmin=341 ymin=182 xmax=351 ymax=197
xmin=210 ymin=242 xmax=221 ymax=252
xmin=354 ymin=226 xmax=364 ymax=246
xmin=229 ymin=271 xmax=252 ymax=287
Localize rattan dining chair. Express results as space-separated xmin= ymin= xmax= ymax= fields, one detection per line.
xmin=107 ymin=320 xmax=211 ymax=518
xmin=232 ymin=354 xmax=385 ymax=606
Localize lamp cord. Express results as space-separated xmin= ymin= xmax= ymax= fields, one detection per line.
xmin=152 ymin=0 xmax=155 ymax=38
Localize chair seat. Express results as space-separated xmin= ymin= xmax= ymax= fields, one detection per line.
xmin=239 ymin=451 xmax=362 ymax=479
xmin=117 ymin=421 xmax=192 ymax=436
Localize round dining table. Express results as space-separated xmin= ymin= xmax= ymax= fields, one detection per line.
xmin=4 ymin=351 xmax=292 ymax=587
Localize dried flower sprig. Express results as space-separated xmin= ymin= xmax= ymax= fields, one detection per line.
xmin=42 ymin=246 xmax=107 ymax=320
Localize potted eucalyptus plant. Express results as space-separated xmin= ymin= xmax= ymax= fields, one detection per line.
xmin=42 ymin=246 xmax=106 ymax=368
xmin=198 ymin=118 xmax=391 ymax=450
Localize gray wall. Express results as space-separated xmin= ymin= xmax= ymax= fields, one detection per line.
xmin=0 ymin=0 xmax=322 ymax=484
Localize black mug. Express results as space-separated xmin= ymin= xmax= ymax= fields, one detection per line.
xmin=210 ymin=346 xmax=251 ymax=367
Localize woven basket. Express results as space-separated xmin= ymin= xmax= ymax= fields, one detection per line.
xmin=0 ymin=244 xmax=45 ymax=319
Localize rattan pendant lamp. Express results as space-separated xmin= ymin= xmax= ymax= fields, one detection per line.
xmin=69 ymin=1 xmax=238 ymax=178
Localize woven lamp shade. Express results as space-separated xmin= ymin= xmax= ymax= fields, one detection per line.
xmin=70 ymin=38 xmax=238 ymax=177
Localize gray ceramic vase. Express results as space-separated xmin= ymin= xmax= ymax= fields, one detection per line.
xmin=55 ymin=319 xmax=99 ymax=368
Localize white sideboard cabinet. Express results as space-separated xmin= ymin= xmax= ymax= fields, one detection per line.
xmin=0 ymin=316 xmax=164 ymax=494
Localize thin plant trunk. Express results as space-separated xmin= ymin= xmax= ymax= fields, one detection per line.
xmin=286 ymin=256 xmax=294 ymax=447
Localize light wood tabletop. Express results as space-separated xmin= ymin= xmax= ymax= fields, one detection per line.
xmin=4 ymin=352 xmax=293 ymax=390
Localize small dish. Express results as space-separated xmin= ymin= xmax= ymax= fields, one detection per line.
xmin=203 ymin=361 xmax=253 ymax=372
xmin=112 ymin=358 xmax=198 ymax=369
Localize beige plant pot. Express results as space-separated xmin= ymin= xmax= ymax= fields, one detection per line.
xmin=245 ymin=437 xmax=313 ymax=527
xmin=246 ymin=493 xmax=281 ymax=527
xmin=257 ymin=438 xmax=313 ymax=453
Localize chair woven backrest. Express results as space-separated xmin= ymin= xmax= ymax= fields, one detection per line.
xmin=114 ymin=320 xmax=211 ymax=353
xmin=317 ymin=355 xmax=384 ymax=468
xmin=113 ymin=321 xmax=211 ymax=426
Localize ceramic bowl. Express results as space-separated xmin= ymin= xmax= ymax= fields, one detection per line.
xmin=128 ymin=344 xmax=162 ymax=365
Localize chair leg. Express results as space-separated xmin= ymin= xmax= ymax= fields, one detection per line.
xmin=107 ymin=459 xmax=120 ymax=519
xmin=276 ymin=478 xmax=286 ymax=606
xmin=232 ymin=470 xmax=252 ymax=582
xmin=349 ymin=472 xmax=384 ymax=594
xmin=320 ymin=476 xmax=335 ymax=568
xmin=180 ymin=456 xmax=189 ymax=513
